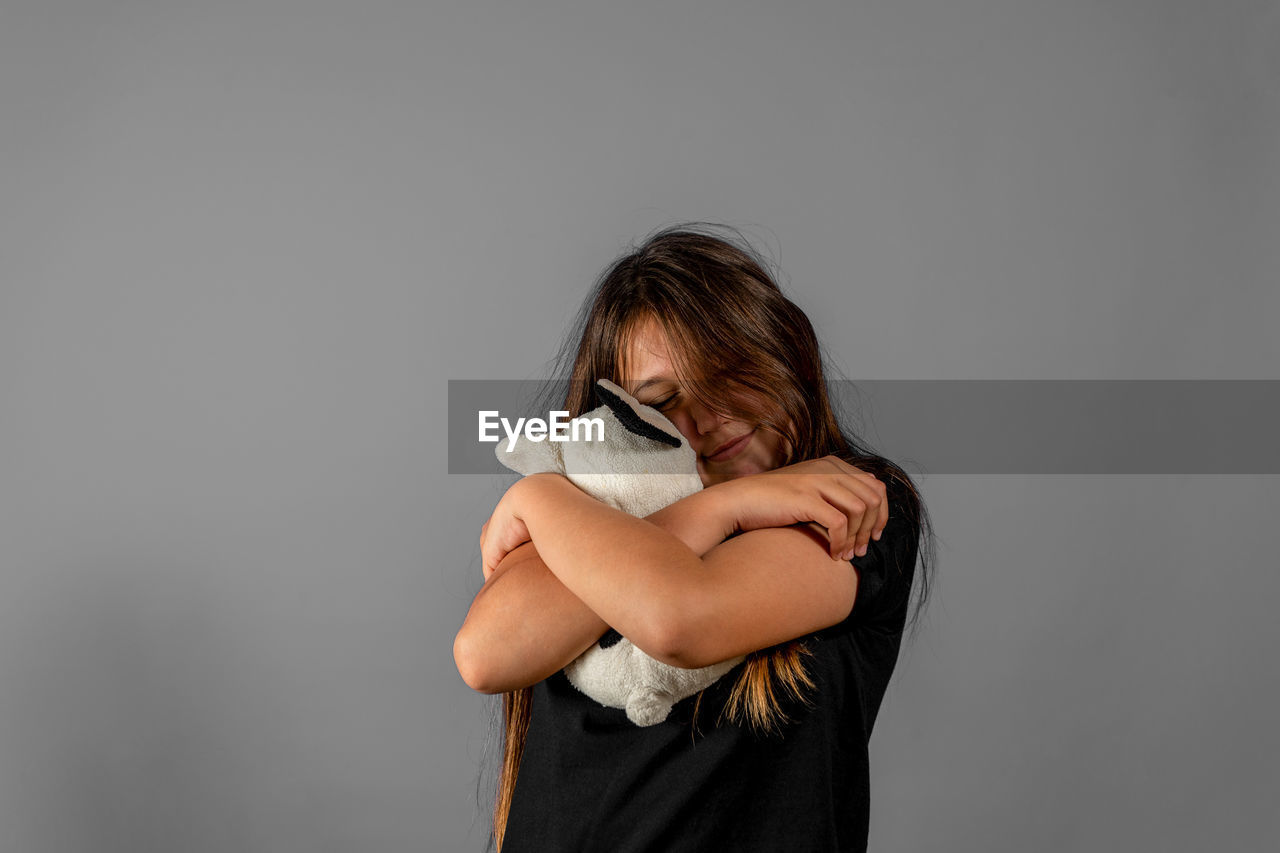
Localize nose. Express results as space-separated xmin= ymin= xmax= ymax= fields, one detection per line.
xmin=687 ymin=400 xmax=725 ymax=436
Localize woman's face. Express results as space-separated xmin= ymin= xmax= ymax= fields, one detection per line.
xmin=620 ymin=318 xmax=789 ymax=487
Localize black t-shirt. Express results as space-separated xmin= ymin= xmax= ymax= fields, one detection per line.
xmin=502 ymin=500 xmax=920 ymax=853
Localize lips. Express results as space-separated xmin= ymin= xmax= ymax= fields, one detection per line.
xmin=705 ymin=430 xmax=754 ymax=462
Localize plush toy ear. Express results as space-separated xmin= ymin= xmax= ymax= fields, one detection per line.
xmin=494 ymin=429 xmax=565 ymax=476
xmin=593 ymin=378 xmax=686 ymax=448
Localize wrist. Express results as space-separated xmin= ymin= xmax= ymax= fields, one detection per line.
xmin=695 ymin=479 xmax=743 ymax=540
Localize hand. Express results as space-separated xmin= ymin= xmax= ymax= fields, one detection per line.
xmin=478 ymin=478 xmax=536 ymax=582
xmin=710 ymin=455 xmax=888 ymax=561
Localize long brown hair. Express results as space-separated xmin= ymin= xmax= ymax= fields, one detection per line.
xmin=487 ymin=223 xmax=935 ymax=852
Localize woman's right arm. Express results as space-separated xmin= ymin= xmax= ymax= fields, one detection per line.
xmin=452 ymin=485 xmax=737 ymax=694
xmin=452 ymin=541 xmax=606 ymax=694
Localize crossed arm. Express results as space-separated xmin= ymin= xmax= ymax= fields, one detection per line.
xmin=453 ymin=468 xmax=882 ymax=694
xmin=452 ymin=479 xmax=736 ymax=693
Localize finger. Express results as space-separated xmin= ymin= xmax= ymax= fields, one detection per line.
xmin=483 ymin=548 xmax=506 ymax=581
xmin=481 ymin=535 xmax=506 ymax=581
xmin=808 ymin=476 xmax=860 ymax=559
xmin=833 ymin=466 xmax=889 ymax=544
xmin=832 ymin=480 xmax=878 ymax=559
xmin=813 ymin=500 xmax=849 ymax=561
xmin=835 ymin=488 xmax=869 ymax=559
xmin=851 ymin=489 xmax=877 ymax=557
xmin=873 ymin=479 xmax=889 ymax=540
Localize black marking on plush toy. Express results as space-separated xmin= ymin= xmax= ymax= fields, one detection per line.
xmin=598 ymin=628 xmax=623 ymax=649
xmin=594 ymin=382 xmax=681 ymax=448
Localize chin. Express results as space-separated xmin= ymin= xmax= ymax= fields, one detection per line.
xmin=699 ymin=457 xmax=762 ymax=487
xmin=727 ymin=460 xmax=768 ymax=479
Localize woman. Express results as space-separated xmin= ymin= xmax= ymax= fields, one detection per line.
xmin=454 ymin=223 xmax=935 ymax=852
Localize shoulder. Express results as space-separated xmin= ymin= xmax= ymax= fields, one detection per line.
xmin=844 ymin=491 xmax=921 ymax=632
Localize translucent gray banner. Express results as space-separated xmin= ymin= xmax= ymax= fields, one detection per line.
xmin=448 ymin=380 xmax=1280 ymax=475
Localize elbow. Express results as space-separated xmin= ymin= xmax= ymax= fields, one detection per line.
xmin=453 ymin=628 xmax=505 ymax=695
xmin=621 ymin=559 xmax=711 ymax=669
xmin=645 ymin=637 xmax=711 ymax=670
xmin=648 ymin=637 xmax=712 ymax=670
xmin=636 ymin=578 xmax=738 ymax=670
xmin=633 ymin=608 xmax=705 ymax=670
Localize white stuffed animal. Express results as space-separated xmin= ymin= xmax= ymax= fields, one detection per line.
xmin=494 ymin=378 xmax=745 ymax=726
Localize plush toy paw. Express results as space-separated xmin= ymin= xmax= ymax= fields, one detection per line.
xmin=626 ymin=689 xmax=679 ymax=728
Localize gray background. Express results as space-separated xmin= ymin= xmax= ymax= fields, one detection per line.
xmin=2 ymin=1 xmax=1277 ymax=851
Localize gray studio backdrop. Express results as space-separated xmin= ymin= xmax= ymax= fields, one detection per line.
xmin=2 ymin=1 xmax=1277 ymax=851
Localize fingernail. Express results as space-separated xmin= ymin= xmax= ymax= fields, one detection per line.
xmin=872 ymin=530 xmax=882 ymax=541
xmin=856 ymin=544 xmax=868 ymax=557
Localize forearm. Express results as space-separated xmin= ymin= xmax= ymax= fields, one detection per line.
xmin=454 ymin=542 xmax=607 ymax=694
xmin=454 ymin=483 xmax=736 ymax=693
xmin=643 ymin=481 xmax=738 ymax=557
xmin=516 ymin=474 xmax=726 ymax=658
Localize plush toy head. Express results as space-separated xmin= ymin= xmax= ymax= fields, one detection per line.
xmin=494 ymin=378 xmax=745 ymax=726
xmin=496 ymin=378 xmax=703 ymax=518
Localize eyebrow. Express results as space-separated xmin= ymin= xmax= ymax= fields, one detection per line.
xmin=631 ymin=377 xmax=673 ymax=395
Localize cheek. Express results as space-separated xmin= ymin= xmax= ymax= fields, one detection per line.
xmin=720 ymin=437 xmax=774 ymax=478
xmin=673 ymin=419 xmax=701 ymax=446
xmin=662 ymin=409 xmax=695 ymax=435
xmin=756 ymin=431 xmax=789 ymax=470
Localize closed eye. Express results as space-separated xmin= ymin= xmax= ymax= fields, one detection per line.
xmin=649 ymin=393 xmax=678 ymax=411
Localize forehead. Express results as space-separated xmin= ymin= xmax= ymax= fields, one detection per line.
xmin=619 ymin=317 xmax=674 ymax=381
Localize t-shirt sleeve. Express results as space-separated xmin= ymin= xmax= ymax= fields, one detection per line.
xmin=814 ymin=497 xmax=920 ymax=638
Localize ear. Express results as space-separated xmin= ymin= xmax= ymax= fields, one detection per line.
xmin=494 ymin=430 xmax=565 ymax=475
xmin=594 ymin=378 xmax=686 ymax=448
